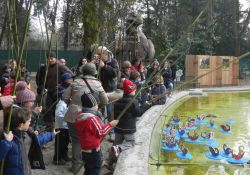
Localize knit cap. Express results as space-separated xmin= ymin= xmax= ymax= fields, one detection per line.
xmin=16 ymin=88 xmax=36 ymax=104
xmin=123 ymin=79 xmax=136 ymax=94
xmin=81 ymin=93 xmax=100 ymax=108
xmin=61 ymin=72 xmax=73 ymax=82
xmin=81 ymin=62 xmax=97 ymax=76
xmin=16 ymin=81 xmax=28 ymax=91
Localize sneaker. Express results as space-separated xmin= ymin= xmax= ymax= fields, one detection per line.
xmin=53 ymin=159 xmax=66 ymax=165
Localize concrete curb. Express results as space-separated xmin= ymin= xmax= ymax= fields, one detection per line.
xmin=113 ymin=86 xmax=250 ymax=175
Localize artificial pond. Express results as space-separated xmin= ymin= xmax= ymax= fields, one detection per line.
xmin=149 ymin=92 xmax=250 ymax=175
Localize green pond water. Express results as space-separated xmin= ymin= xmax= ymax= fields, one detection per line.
xmin=149 ymin=92 xmax=250 ymax=175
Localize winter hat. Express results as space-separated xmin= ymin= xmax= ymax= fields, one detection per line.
xmin=123 ymin=78 xmax=136 ymax=94
xmin=61 ymin=72 xmax=73 ymax=82
xmin=16 ymin=88 xmax=36 ymax=104
xmin=81 ymin=62 xmax=97 ymax=76
xmin=16 ymin=81 xmax=28 ymax=91
xmin=81 ymin=92 xmax=100 ymax=108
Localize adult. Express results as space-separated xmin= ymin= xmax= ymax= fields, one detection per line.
xmin=168 ymin=60 xmax=177 ymax=85
xmin=76 ymin=57 xmax=88 ymax=76
xmin=59 ymin=58 xmax=66 ymax=65
xmin=96 ymin=46 xmax=119 ymax=141
xmin=161 ymin=60 xmax=173 ymax=94
xmin=120 ymin=60 xmax=132 ymax=80
xmin=36 ymin=52 xmax=73 ymax=130
xmin=62 ymin=62 xmax=108 ymax=173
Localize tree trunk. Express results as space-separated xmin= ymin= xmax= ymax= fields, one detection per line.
xmin=0 ymin=12 xmax=8 ymax=47
xmin=63 ymin=0 xmax=70 ymax=50
xmin=233 ymin=0 xmax=240 ymax=56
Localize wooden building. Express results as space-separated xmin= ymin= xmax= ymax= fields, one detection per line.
xmin=185 ymin=55 xmax=239 ymax=87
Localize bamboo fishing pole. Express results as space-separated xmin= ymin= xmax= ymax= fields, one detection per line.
xmin=0 ymin=0 xmax=33 ymax=174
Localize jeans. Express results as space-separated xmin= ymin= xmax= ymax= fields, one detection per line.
xmin=68 ymin=122 xmax=82 ymax=169
xmin=82 ymin=150 xmax=102 ymax=175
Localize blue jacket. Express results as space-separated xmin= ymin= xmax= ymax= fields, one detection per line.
xmin=0 ymin=129 xmax=54 ymax=175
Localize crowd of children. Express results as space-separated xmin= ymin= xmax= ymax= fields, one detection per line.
xmin=0 ymin=45 xmax=177 ymax=175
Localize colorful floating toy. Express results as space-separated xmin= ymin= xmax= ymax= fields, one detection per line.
xmin=196 ymin=114 xmax=207 ymax=125
xmin=203 ymin=132 xmax=219 ymax=147
xmin=227 ymin=146 xmax=249 ymax=164
xmin=162 ymin=135 xmax=179 ymax=151
xmin=226 ymin=119 xmax=236 ymax=125
xmin=170 ymin=116 xmax=181 ymax=125
xmin=220 ymin=144 xmax=232 ymax=158
xmin=205 ymin=146 xmax=223 ymax=160
xmin=186 ymin=119 xmax=197 ymax=130
xmin=185 ymin=130 xmax=203 ymax=143
xmin=176 ymin=127 xmax=188 ymax=139
xmin=176 ymin=145 xmax=192 ymax=160
xmin=219 ymin=124 xmax=232 ymax=134
xmin=207 ymin=119 xmax=217 ymax=129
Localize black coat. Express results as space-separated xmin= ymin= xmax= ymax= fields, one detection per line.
xmin=114 ymin=94 xmax=142 ymax=134
xmin=99 ymin=56 xmax=119 ymax=92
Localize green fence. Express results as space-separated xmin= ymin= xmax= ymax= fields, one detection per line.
xmin=0 ymin=50 xmax=84 ymax=72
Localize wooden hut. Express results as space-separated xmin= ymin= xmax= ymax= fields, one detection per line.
xmin=185 ymin=55 xmax=239 ymax=87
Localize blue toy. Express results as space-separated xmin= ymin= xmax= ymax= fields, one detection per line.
xmin=205 ymin=140 xmax=219 ymax=147
xmin=227 ymin=120 xmax=236 ymax=125
xmin=206 ymin=146 xmax=224 ymax=160
xmin=219 ymin=129 xmax=232 ymax=134
xmin=195 ymin=120 xmax=207 ymax=125
xmin=162 ymin=143 xmax=179 ymax=151
xmin=176 ymin=145 xmax=192 ymax=160
xmin=227 ymin=157 xmax=249 ymax=164
xmin=205 ymin=152 xmax=224 ymax=160
xmin=184 ymin=138 xmax=203 ymax=143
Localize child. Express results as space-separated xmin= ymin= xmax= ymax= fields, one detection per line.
xmin=150 ymin=74 xmax=167 ymax=105
xmin=0 ymin=108 xmax=56 ymax=175
xmin=107 ymin=79 xmax=142 ymax=170
xmin=15 ymin=83 xmax=42 ymax=130
xmin=74 ymin=92 xmax=119 ymax=175
xmin=53 ymin=73 xmax=73 ymax=165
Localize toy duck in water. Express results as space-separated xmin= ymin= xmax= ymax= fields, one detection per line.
xmin=187 ymin=130 xmax=199 ymax=141
xmin=209 ymin=119 xmax=215 ymax=127
xmin=172 ymin=116 xmax=181 ymax=123
xmin=165 ymin=135 xmax=178 ymax=148
xmin=223 ymin=144 xmax=232 ymax=155
xmin=178 ymin=126 xmax=185 ymax=136
xmin=197 ymin=113 xmax=205 ymax=121
xmin=201 ymin=131 xmax=213 ymax=139
xmin=180 ymin=145 xmax=189 ymax=156
xmin=221 ymin=124 xmax=231 ymax=131
xmin=209 ymin=146 xmax=220 ymax=157
xmin=232 ymin=146 xmax=245 ymax=160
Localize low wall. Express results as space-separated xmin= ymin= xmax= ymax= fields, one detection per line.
xmin=114 ymin=85 xmax=250 ymax=175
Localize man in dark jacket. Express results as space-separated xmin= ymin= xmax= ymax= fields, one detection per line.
xmin=107 ymin=79 xmax=142 ymax=170
xmin=36 ymin=52 xmax=73 ymax=130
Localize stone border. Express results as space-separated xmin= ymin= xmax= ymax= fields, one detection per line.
xmin=114 ymin=86 xmax=250 ymax=175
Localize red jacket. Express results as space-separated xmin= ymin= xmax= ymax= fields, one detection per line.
xmin=74 ymin=112 xmax=112 ymax=150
